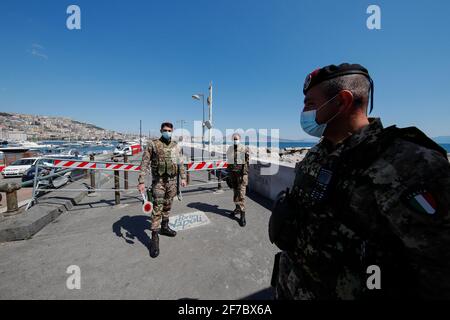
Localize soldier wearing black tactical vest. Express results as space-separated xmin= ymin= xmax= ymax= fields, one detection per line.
xmin=226 ymin=133 xmax=250 ymax=227
xmin=138 ymin=122 xmax=186 ymax=258
xmin=269 ymin=63 xmax=450 ymax=299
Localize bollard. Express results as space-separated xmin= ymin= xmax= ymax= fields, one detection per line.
xmin=6 ymin=190 xmax=18 ymax=213
xmin=217 ymin=170 xmax=222 ymax=190
xmin=89 ymin=154 xmax=96 ymax=193
xmin=0 ymin=182 xmax=21 ymax=215
xmin=114 ymin=158 xmax=120 ymax=205
xmin=123 ymin=154 xmax=129 ymax=190
xmin=186 ymin=171 xmax=190 ymax=186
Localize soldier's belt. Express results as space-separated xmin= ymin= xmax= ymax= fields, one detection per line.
xmin=153 ymin=174 xmax=177 ymax=181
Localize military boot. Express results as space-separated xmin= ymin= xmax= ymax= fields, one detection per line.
xmin=150 ymin=231 xmax=160 ymax=258
xmin=160 ymin=218 xmax=177 ymax=237
xmin=239 ymin=211 xmax=246 ymax=227
xmin=230 ymin=207 xmax=239 ymax=219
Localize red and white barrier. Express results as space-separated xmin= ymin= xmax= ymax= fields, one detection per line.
xmin=52 ymin=159 xmax=141 ymax=172
xmin=187 ymin=160 xmax=228 ymax=172
xmin=47 ymin=158 xmax=227 ymax=173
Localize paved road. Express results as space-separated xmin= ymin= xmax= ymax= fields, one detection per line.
xmin=0 ymin=152 xmax=278 ymax=299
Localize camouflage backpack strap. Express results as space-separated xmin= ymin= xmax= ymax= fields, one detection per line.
xmin=396 ymin=127 xmax=447 ymax=159
xmin=152 ymin=139 xmax=165 ymax=175
xmin=168 ymin=140 xmax=179 ymax=175
xmin=338 ymin=125 xmax=400 ymax=172
xmin=323 ymin=126 xmax=403 ymax=234
xmin=335 ymin=126 xmax=447 ymax=182
xmin=153 ymin=139 xmax=165 ymax=160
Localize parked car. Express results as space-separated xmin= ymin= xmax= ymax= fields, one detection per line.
xmin=1 ymin=157 xmax=39 ymax=178
xmin=114 ymin=145 xmax=133 ymax=156
xmin=113 ymin=142 xmax=142 ymax=156
xmin=22 ymin=160 xmax=72 ymax=188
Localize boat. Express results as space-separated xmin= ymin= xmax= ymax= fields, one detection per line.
xmin=41 ymin=149 xmax=85 ymax=160
xmin=0 ymin=141 xmax=30 ymax=153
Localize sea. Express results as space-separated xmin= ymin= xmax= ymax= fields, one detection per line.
xmin=1 ymin=140 xmax=449 ymax=162
xmin=281 ymin=142 xmax=450 ymax=153
xmin=39 ymin=140 xmax=119 ymax=156
xmin=260 ymin=141 xmax=450 ymax=153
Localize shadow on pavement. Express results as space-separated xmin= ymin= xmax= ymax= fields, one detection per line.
xmin=68 ymin=198 xmax=117 ymax=211
xmin=246 ymin=190 xmax=274 ymax=212
xmin=187 ymin=201 xmax=238 ymax=222
xmin=112 ymin=215 xmax=152 ymax=253
xmin=178 ymin=287 xmax=274 ymax=300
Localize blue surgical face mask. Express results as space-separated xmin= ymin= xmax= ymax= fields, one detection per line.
xmin=300 ymin=94 xmax=340 ymax=138
xmin=162 ymin=131 xmax=172 ymax=140
xmin=234 ymin=139 xmax=240 ymax=145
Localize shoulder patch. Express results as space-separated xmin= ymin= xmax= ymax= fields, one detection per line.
xmin=402 ymin=187 xmax=437 ymax=215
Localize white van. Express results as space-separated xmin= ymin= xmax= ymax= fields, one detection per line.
xmin=113 ymin=145 xmax=132 ymax=156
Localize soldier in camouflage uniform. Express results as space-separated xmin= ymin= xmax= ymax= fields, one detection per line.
xmin=138 ymin=122 xmax=186 ymax=258
xmin=226 ymin=133 xmax=250 ymax=227
xmin=269 ymin=63 xmax=450 ymax=299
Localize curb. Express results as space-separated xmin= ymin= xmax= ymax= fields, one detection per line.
xmin=0 ymin=173 xmax=113 ymax=243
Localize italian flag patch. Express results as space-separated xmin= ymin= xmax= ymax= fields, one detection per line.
xmin=405 ymin=190 xmax=437 ymax=215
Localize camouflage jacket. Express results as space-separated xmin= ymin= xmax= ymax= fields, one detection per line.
xmin=138 ymin=138 xmax=186 ymax=184
xmin=276 ymin=118 xmax=450 ymax=299
xmin=226 ymin=144 xmax=250 ymax=175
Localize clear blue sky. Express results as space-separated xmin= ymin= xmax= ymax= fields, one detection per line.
xmin=1 ymin=0 xmax=449 ymax=139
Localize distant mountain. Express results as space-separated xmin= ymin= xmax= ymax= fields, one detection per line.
xmin=222 ymin=132 xmax=318 ymax=143
xmin=0 ymin=111 xmax=128 ymax=141
xmin=433 ymin=136 xmax=450 ymax=144
xmin=286 ymin=138 xmax=320 ymax=143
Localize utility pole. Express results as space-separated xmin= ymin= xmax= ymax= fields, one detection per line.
xmin=139 ymin=120 xmax=142 ymax=147
xmin=208 ymin=81 xmax=213 ymax=159
xmin=207 ymin=82 xmax=213 ymax=181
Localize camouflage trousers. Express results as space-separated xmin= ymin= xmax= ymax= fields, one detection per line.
xmin=231 ymin=173 xmax=248 ymax=212
xmin=151 ymin=176 xmax=177 ymax=231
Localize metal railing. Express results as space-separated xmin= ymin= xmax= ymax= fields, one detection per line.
xmin=0 ymin=150 xmax=233 ymax=214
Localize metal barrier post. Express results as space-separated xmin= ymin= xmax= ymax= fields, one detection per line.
xmin=114 ymin=158 xmax=120 ymax=205
xmin=89 ymin=154 xmax=96 ymax=193
xmin=25 ymin=159 xmax=40 ymax=210
xmin=217 ymin=170 xmax=222 ymax=190
xmin=123 ymin=154 xmax=129 ymax=190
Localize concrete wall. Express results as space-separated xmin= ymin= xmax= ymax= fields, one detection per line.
xmin=184 ymin=144 xmax=297 ymax=202
xmin=248 ymin=160 xmax=296 ymax=202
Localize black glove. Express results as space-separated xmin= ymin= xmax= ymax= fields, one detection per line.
xmin=268 ymin=188 xmax=299 ymax=251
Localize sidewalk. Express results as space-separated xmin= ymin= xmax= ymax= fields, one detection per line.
xmin=0 ymin=170 xmax=277 ymax=299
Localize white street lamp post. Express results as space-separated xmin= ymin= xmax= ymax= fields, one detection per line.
xmin=191 ymin=94 xmax=205 ymax=162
